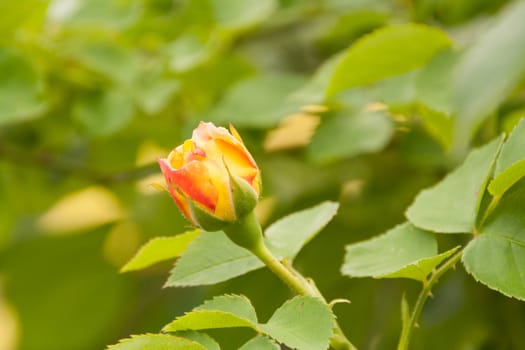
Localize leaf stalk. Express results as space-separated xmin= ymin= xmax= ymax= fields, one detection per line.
xmin=397 ymin=249 xmax=464 ymax=350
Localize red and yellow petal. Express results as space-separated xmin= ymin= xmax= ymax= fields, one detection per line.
xmin=170 ymin=161 xmax=218 ymax=211
xmin=204 ymin=159 xmax=235 ymax=221
xmin=214 ymin=139 xmax=259 ymax=191
xmin=159 ymin=121 xmax=260 ymax=227
xmin=158 ymin=158 xmax=193 ymax=222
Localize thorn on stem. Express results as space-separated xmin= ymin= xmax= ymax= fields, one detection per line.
xmin=329 ymin=298 xmax=352 ymax=308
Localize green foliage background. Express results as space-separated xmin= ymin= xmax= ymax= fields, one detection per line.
xmin=1 ymin=0 xmax=525 ymax=349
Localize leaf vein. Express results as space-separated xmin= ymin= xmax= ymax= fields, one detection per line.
xmin=172 ymin=254 xmax=260 ymax=280
xmin=511 ymin=244 xmax=525 ymax=289
xmin=484 ymin=232 xmax=525 ymax=248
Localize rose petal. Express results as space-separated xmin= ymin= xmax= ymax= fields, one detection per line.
xmin=170 ymin=161 xmax=218 ymax=211
xmin=158 ymin=158 xmax=193 ymax=222
xmin=214 ymin=139 xmax=259 ymax=190
xmin=159 ymin=121 xmax=260 ymax=226
xmin=204 ymin=159 xmax=235 ymax=221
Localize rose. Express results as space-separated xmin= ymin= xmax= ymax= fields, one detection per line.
xmin=158 ymin=122 xmax=261 ymax=231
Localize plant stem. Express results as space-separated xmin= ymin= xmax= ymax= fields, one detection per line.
xmin=479 ymin=194 xmax=501 ymax=228
xmin=397 ymin=249 xmax=464 ymax=350
xmin=224 ymin=213 xmax=357 ymax=349
xmin=252 ymin=242 xmax=315 ymax=295
xmin=251 ymin=236 xmax=357 ymax=350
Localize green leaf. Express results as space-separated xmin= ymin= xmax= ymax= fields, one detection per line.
xmin=415 ymin=49 xmax=458 ymax=149
xmin=488 ymin=160 xmax=525 ymax=199
xmin=163 ymin=295 xmax=334 ymax=350
xmin=106 ymin=334 xmax=207 ymax=350
xmin=210 ymin=0 xmax=276 ymax=30
xmin=133 ymin=71 xmax=180 ymax=115
xmin=60 ymin=0 xmax=140 ymax=30
xmin=72 ymin=89 xmax=135 ymax=136
xmin=375 ymin=71 xmax=418 ymax=108
xmin=502 ymin=109 xmax=525 ymax=134
xmin=463 ymin=183 xmax=525 ymax=301
xmin=452 ymin=1 xmax=525 ymax=152
xmin=167 ymin=33 xmax=212 ymax=73
xmin=327 ymin=24 xmax=451 ymax=96
xmin=71 ymin=43 xmax=139 ymax=84
xmin=0 ymin=49 xmax=46 ymax=125
xmin=166 ymin=202 xmax=340 ymax=286
xmin=0 ymin=0 xmax=47 ymax=43
xmin=165 ymin=231 xmax=263 ymax=287
xmin=164 ymin=311 xmax=259 ymax=333
xmin=265 ymin=201 xmax=339 ymax=260
xmin=197 ymin=295 xmax=258 ymax=324
xmin=463 ymin=235 xmax=525 ymax=301
xmin=316 ymin=10 xmax=389 ymax=54
xmin=378 ymin=246 xmax=460 ymax=281
xmin=406 ymin=136 xmax=503 ymax=233
xmin=121 ymin=230 xmax=201 ymax=272
xmin=307 ymin=110 xmax=394 ymax=163
xmin=174 ymin=331 xmax=220 ymax=350
xmin=208 ymin=74 xmax=306 ymax=128
xmin=417 ymin=105 xmax=454 ymax=151
xmin=290 ymin=53 xmax=343 ymax=104
xmin=239 ymin=336 xmax=279 ymax=350
xmin=341 ymin=222 xmax=438 ymax=280
xmin=260 ymin=296 xmax=334 ymax=350
xmin=488 ymin=118 xmax=525 ymax=197
xmin=416 ymin=49 xmax=457 ymax=117
xmin=163 ymin=295 xmax=260 ymax=332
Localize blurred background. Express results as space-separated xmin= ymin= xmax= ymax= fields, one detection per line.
xmin=1 ymin=0 xmax=525 ymax=349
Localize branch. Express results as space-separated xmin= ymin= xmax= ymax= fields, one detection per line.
xmin=0 ymin=139 xmax=158 ymax=184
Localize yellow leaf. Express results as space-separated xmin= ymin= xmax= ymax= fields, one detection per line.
xmin=0 ymin=279 xmax=18 ymax=350
xmin=38 ymin=186 xmax=124 ymax=234
xmin=103 ymin=221 xmax=142 ymax=267
xmin=264 ymin=113 xmax=320 ymax=152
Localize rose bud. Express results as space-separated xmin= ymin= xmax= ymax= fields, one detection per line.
xmin=158 ymin=122 xmax=261 ymax=231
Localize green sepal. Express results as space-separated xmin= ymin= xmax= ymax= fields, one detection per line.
xmin=229 ymin=174 xmax=259 ymax=219
xmin=188 ymin=200 xmax=229 ymax=231
xmin=223 ymin=211 xmax=264 ymax=252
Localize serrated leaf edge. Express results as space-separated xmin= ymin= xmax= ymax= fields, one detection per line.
xmin=405 ymin=136 xmax=504 ymax=233
xmin=163 ymin=231 xmax=263 ymax=287
xmin=164 ymin=251 xmax=262 ymax=288
xmin=341 ymin=222 xmax=436 ymax=278
xmin=163 ymin=295 xmax=336 ymax=350
xmin=260 ymin=295 xmax=336 ymax=350
xmin=462 ymin=235 xmax=525 ymax=302
xmin=197 ymin=294 xmax=258 ymax=323
xmin=163 ymin=309 xmax=262 ymax=333
xmin=264 ymin=201 xmax=339 ymax=260
xmin=106 ymin=333 xmax=207 ymax=350
xmin=121 ymin=230 xmax=202 ymax=272
xmin=376 ymin=245 xmax=460 ymax=281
